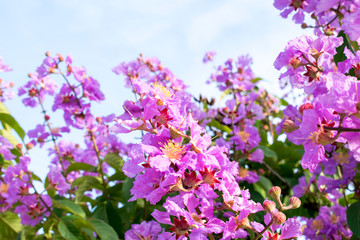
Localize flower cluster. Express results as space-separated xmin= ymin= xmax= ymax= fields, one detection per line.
xmin=274 ymin=0 xmax=360 ymax=38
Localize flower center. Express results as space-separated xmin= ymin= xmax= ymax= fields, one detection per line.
xmin=238 ymin=167 xmax=249 ymax=178
xmin=153 ymin=82 xmax=172 ymax=100
xmin=239 ymin=131 xmax=249 ymax=142
xmin=161 ymin=140 xmax=185 ymax=160
xmin=312 ymin=219 xmax=323 ymax=231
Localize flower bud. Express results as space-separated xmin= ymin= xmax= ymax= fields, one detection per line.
xmin=45 ymin=51 xmax=51 ymax=57
xmin=301 ymin=23 xmax=308 ymax=29
xmin=263 ymin=200 xmax=276 ymax=213
xmin=288 ymin=196 xmax=301 ymax=209
xmin=269 ymin=186 xmax=281 ymax=200
xmin=26 ymin=142 xmax=34 ymax=150
xmin=57 ymin=53 xmax=64 ymax=62
xmin=16 ymin=143 xmax=23 ymax=151
xmin=282 ymin=119 xmax=299 ymax=133
xmin=44 ymin=115 xmax=50 ymax=121
xmin=299 ymin=103 xmax=314 ymax=115
xmin=273 ymin=212 xmax=286 ymax=225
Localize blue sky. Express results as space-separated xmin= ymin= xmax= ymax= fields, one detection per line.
xmin=0 ymin=0 xmax=311 ymax=179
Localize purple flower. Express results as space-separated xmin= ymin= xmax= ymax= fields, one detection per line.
xmin=14 ymin=194 xmax=52 ymax=226
xmin=125 ymin=221 xmax=162 ymax=240
xmin=203 ymin=51 xmax=216 ymax=63
xmin=343 ymin=10 xmax=360 ymax=42
xmin=48 ymin=165 xmax=70 ymax=196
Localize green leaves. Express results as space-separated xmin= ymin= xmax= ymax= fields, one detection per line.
xmin=0 ymin=212 xmax=22 ymax=239
xmin=347 ymin=201 xmax=360 ymax=237
xmin=58 ymin=220 xmax=85 ymax=240
xmin=54 ymin=200 xmax=86 ymax=218
xmin=88 ymin=219 xmax=118 ymax=240
xmin=207 ymin=119 xmax=232 ymax=133
xmin=66 ymin=163 xmax=97 ymax=175
xmin=72 ymin=176 xmax=102 ymax=202
xmin=0 ymin=102 xmax=25 ymax=143
xmin=104 ymin=153 xmax=124 ymax=173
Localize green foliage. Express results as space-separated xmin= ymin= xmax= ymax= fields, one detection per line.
xmin=0 ymin=212 xmax=21 ymax=239
xmin=347 ymin=201 xmax=360 ymax=237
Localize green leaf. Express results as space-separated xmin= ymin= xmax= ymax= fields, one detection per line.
xmin=66 ymin=162 xmax=97 ymax=175
xmin=106 ymin=201 xmax=123 ymax=237
xmin=104 ymin=153 xmax=124 ymax=173
xmin=122 ymin=178 xmax=134 ymax=202
xmin=92 ymin=204 xmax=108 ymax=223
xmin=257 ymin=176 xmax=273 ymax=194
xmin=251 ymin=77 xmax=262 ymax=83
xmin=207 ymin=119 xmax=232 ymax=133
xmin=88 ymin=219 xmax=118 ymax=240
xmin=280 ymin=98 xmax=289 ymax=106
xmin=347 ymin=201 xmax=360 ymax=237
xmin=55 ymin=200 xmax=86 ymax=218
xmin=72 ymin=176 xmax=102 ymax=202
xmin=257 ymin=145 xmax=277 ymax=161
xmin=0 ymin=129 xmax=18 ymax=146
xmin=0 ymin=113 xmax=25 ymax=141
xmin=58 ymin=220 xmax=84 ymax=240
xmin=0 ymin=211 xmax=22 ymax=239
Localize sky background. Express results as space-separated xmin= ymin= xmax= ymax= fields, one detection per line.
xmin=0 ymin=0 xmax=312 ymax=179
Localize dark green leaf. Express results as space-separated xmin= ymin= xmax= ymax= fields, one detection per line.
xmin=257 ymin=145 xmax=277 ymax=161
xmin=58 ymin=220 xmax=84 ymax=240
xmin=89 ymin=219 xmax=118 ymax=240
xmin=106 ymin=201 xmax=123 ymax=237
xmin=347 ymin=201 xmax=360 ymax=237
xmin=66 ymin=162 xmax=97 ymax=175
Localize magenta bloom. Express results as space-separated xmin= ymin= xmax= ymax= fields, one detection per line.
xmin=342 ymin=10 xmax=360 ymax=42
xmin=14 ymin=194 xmax=52 ymax=227
xmin=125 ymin=221 xmax=162 ymax=240
xmin=203 ymin=51 xmax=216 ymax=63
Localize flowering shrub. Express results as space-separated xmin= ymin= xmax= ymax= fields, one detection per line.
xmin=0 ymin=1 xmax=360 ymax=240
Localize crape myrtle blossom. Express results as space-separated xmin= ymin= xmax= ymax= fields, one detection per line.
xmin=1 ymin=156 xmax=52 ymax=226
xmin=112 ymin=54 xmax=300 ymax=240
xmin=124 ymin=220 xmax=163 ymax=240
xmin=274 ymin=35 xmax=342 ymax=95
xmin=252 ymin=214 xmax=302 ymax=240
xmin=274 ymin=0 xmax=360 ymax=36
xmin=302 ymin=204 xmax=352 ymax=239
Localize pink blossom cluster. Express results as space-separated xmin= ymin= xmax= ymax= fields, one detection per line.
xmin=274 ymin=0 xmax=360 ymax=39
xmin=113 ymin=56 xmax=302 ymax=239
xmin=276 ymin=4 xmax=360 ymax=239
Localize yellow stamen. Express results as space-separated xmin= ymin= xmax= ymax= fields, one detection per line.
xmin=161 ymin=140 xmax=185 ymax=161
xmin=153 ymin=82 xmax=172 ymax=100
xmin=238 ymin=131 xmax=249 ymax=142
xmin=238 ymin=167 xmax=248 ymax=178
